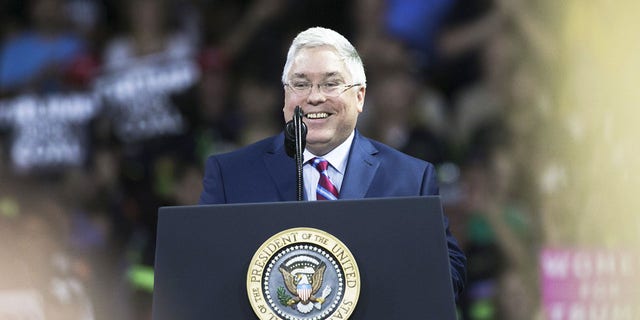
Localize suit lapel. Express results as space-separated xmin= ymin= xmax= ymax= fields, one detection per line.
xmin=340 ymin=131 xmax=380 ymax=199
xmin=263 ymin=133 xmax=298 ymax=201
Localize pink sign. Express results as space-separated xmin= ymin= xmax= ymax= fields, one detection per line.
xmin=541 ymin=248 xmax=640 ymax=319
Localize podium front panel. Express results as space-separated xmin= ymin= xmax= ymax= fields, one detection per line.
xmin=153 ymin=196 xmax=456 ymax=319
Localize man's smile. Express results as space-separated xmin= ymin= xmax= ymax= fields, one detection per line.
xmin=305 ymin=112 xmax=331 ymax=119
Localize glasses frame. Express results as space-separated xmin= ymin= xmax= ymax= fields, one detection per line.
xmin=284 ymin=82 xmax=363 ymax=97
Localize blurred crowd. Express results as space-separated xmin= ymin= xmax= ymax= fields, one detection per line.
xmin=0 ymin=0 xmax=558 ymax=319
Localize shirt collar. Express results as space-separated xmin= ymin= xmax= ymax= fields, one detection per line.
xmin=303 ymin=130 xmax=354 ymax=174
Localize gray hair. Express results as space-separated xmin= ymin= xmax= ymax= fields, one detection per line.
xmin=281 ymin=27 xmax=366 ymax=87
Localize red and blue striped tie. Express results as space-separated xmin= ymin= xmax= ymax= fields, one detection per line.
xmin=311 ymin=157 xmax=339 ymax=200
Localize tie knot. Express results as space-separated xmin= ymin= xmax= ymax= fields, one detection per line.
xmin=310 ymin=157 xmax=339 ymax=200
xmin=311 ymin=157 xmax=329 ymax=172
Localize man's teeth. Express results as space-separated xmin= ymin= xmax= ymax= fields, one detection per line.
xmin=306 ymin=112 xmax=329 ymax=119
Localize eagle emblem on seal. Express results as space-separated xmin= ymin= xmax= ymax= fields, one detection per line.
xmin=278 ymin=254 xmax=332 ymax=314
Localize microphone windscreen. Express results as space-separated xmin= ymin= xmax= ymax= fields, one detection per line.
xmin=284 ymin=120 xmax=296 ymax=158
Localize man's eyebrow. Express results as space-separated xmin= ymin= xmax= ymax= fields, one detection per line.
xmin=290 ymin=72 xmax=344 ymax=81
xmin=291 ymin=73 xmax=309 ymax=79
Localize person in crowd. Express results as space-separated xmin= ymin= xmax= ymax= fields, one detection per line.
xmin=0 ymin=0 xmax=87 ymax=94
xmin=198 ymin=26 xmax=466 ymax=298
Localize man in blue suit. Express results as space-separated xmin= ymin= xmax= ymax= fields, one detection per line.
xmin=199 ymin=27 xmax=466 ymax=297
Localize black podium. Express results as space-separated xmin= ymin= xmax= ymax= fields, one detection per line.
xmin=152 ymin=196 xmax=457 ymax=319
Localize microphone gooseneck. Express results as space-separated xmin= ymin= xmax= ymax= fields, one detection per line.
xmin=284 ymin=106 xmax=307 ymax=201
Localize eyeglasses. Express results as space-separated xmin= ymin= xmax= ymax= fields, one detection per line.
xmin=284 ymin=81 xmax=362 ymax=97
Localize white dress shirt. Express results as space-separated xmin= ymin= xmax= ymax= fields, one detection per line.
xmin=302 ymin=131 xmax=354 ymax=200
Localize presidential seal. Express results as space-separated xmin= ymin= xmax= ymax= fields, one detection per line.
xmin=247 ymin=227 xmax=360 ymax=320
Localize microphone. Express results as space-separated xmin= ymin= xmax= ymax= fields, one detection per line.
xmin=284 ymin=106 xmax=307 ymax=201
xmin=284 ymin=106 xmax=307 ymax=157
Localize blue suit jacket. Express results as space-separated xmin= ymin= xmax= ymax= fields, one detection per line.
xmin=199 ymin=131 xmax=466 ymax=297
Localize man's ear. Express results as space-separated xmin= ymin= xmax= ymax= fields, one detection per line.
xmin=356 ymin=86 xmax=366 ymax=112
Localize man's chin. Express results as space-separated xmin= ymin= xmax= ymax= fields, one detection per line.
xmin=305 ymin=138 xmax=335 ymax=156
xmin=305 ymin=131 xmax=331 ymax=144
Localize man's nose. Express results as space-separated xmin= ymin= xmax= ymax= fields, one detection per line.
xmin=306 ymin=84 xmax=326 ymax=104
